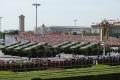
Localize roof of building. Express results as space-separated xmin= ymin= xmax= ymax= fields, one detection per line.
xmin=48 ymin=26 xmax=91 ymax=29
xmin=91 ymin=24 xmax=120 ymax=28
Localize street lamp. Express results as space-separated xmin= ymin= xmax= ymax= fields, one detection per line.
xmin=74 ymin=20 xmax=78 ymax=27
xmin=32 ymin=3 xmax=40 ymax=32
xmin=0 ymin=17 xmax=3 ymax=32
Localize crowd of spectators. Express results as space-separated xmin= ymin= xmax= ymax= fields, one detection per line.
xmin=17 ymin=32 xmax=120 ymax=46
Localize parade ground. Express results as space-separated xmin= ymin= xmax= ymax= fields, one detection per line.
xmin=0 ymin=65 xmax=119 ymax=80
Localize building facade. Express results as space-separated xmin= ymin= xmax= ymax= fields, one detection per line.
xmin=36 ymin=25 xmax=92 ymax=35
xmin=91 ymin=22 xmax=120 ymax=37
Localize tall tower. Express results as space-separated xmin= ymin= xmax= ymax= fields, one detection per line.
xmin=100 ymin=20 xmax=109 ymax=42
xmin=100 ymin=20 xmax=109 ymax=56
xmin=19 ymin=15 xmax=25 ymax=32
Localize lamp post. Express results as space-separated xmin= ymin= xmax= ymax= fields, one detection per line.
xmin=0 ymin=17 xmax=3 ymax=32
xmin=32 ymin=3 xmax=40 ymax=32
xmin=74 ymin=20 xmax=78 ymax=27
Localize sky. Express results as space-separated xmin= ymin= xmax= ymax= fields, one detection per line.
xmin=0 ymin=0 xmax=120 ymax=31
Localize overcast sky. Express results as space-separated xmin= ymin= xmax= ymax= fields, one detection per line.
xmin=0 ymin=0 xmax=120 ymax=31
